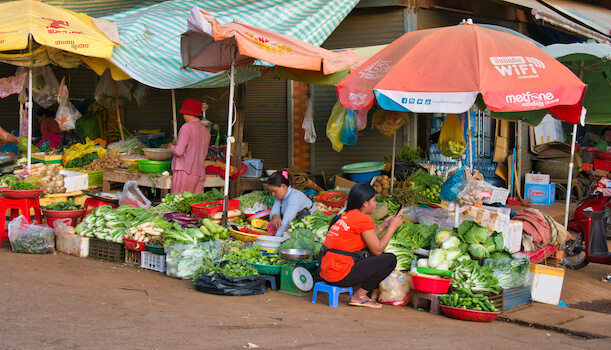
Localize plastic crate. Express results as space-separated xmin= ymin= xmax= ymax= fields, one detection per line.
xmin=477 ymin=181 xmax=510 ymax=205
xmin=593 ymin=158 xmax=611 ymax=171
xmin=88 ymin=238 xmax=125 ymax=262
xmin=502 ymin=285 xmax=531 ymax=310
xmin=124 ymin=237 xmax=148 ymax=251
xmin=140 ymin=251 xmax=166 ymax=272
xmin=125 ymin=249 xmax=141 ymax=265
xmin=31 ymin=153 xmax=62 ymax=165
xmin=191 ymin=202 xmax=222 ymax=218
xmin=213 ymin=199 xmax=240 ymax=211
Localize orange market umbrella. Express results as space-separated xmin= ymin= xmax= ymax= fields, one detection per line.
xmin=181 ymin=7 xmax=362 ymax=207
xmin=336 ymin=19 xmax=587 ymax=125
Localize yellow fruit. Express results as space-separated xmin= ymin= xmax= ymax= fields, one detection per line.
xmin=251 ymin=219 xmax=268 ymax=230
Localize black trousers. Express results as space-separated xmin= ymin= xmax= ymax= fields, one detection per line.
xmin=326 ymin=253 xmax=397 ymax=292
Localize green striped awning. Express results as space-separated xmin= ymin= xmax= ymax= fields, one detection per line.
xmin=100 ymin=0 xmax=359 ymax=89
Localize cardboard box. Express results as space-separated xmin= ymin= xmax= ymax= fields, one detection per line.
xmin=59 ymin=170 xmax=89 ymax=192
xmin=493 ymin=136 xmax=510 ymax=163
xmin=525 ymin=173 xmax=550 ymax=184
xmin=528 ymin=264 xmax=565 ymax=305
xmin=499 ymin=119 xmax=511 ymax=137
xmin=533 ymin=114 xmax=564 ymax=145
xmin=525 ymin=183 xmax=556 ymax=205
xmin=334 ymin=173 xmax=356 ymax=190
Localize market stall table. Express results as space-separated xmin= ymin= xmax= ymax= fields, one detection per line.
xmin=102 ymin=169 xmax=224 ymax=196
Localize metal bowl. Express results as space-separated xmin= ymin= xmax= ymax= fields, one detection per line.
xmin=278 ymin=249 xmax=312 ymax=261
xmin=142 ymin=148 xmax=173 ymax=161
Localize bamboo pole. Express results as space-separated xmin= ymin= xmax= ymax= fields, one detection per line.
xmin=112 ymin=80 xmax=124 ymax=140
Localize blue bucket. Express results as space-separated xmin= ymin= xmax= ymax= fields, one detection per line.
xmin=349 ymin=170 xmax=381 ymax=183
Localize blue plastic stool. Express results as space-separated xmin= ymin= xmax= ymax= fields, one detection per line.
xmin=264 ymin=275 xmax=278 ymax=290
xmin=311 ymin=282 xmax=353 ymax=307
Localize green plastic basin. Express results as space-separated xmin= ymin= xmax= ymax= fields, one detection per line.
xmin=137 ymin=160 xmax=171 ymax=174
xmin=340 ymin=161 xmax=386 ymax=174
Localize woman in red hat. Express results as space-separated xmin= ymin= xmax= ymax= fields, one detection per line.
xmin=170 ymin=99 xmax=211 ymax=194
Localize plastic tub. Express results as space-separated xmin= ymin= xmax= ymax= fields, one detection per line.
xmin=256 ymin=235 xmax=290 ymax=255
xmin=137 ymin=160 xmax=171 ymax=174
xmin=349 ymin=170 xmax=381 ymax=183
xmin=243 ymin=159 xmax=263 ymax=177
xmin=409 ymin=273 xmax=452 ymax=293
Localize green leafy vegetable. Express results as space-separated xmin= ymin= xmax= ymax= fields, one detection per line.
xmin=451 ymin=260 xmax=500 ymax=294
xmin=484 ymin=258 xmax=530 ymax=289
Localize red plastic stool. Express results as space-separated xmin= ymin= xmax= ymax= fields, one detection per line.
xmin=82 ymin=198 xmax=119 ymax=220
xmin=0 ymin=197 xmax=43 ymax=248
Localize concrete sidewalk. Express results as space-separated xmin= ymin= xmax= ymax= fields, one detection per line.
xmin=499 ymin=303 xmax=611 ymax=339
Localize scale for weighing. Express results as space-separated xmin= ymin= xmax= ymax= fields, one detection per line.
xmin=277 ymin=249 xmax=315 ymax=296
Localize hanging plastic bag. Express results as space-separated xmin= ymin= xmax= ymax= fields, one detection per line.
xmin=326 ymin=101 xmax=345 ymax=152
xmin=94 ymin=69 xmax=132 ymax=109
xmin=356 ymin=109 xmax=368 ymax=131
xmin=340 ymin=109 xmax=358 ymax=146
xmin=55 ymin=78 xmax=82 ymax=131
xmin=439 ymin=165 xmax=467 ymax=202
xmin=117 ymin=180 xmax=151 ymax=209
xmin=438 ymin=114 xmax=467 ymax=158
xmin=302 ymin=95 xmax=316 ymax=143
xmin=8 ymin=215 xmax=55 ymax=254
xmin=378 ymin=269 xmax=411 ymax=306
xmin=17 ymin=66 xmax=60 ymax=108
xmin=372 ymin=109 xmax=409 ymax=137
xmin=0 ymin=72 xmax=27 ymax=98
xmin=132 ymin=83 xmax=149 ymax=107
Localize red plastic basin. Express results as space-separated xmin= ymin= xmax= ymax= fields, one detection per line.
xmin=409 ymin=273 xmax=452 ymax=294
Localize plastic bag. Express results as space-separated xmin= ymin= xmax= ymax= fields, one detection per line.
xmin=0 ymin=72 xmax=27 ymax=98
xmin=455 ymin=169 xmax=482 ymax=206
xmin=326 ymin=101 xmax=345 ymax=152
xmin=117 ymin=180 xmax=151 ymax=209
xmin=340 ymin=109 xmax=358 ymax=146
xmin=484 ymin=258 xmax=530 ymax=289
xmin=356 ymin=109 xmax=367 ymax=131
xmin=132 ymin=83 xmax=149 ymax=107
xmin=17 ymin=66 xmax=59 ymax=108
xmin=302 ymin=95 xmax=316 ymax=143
xmin=378 ymin=269 xmax=411 ymax=306
xmin=165 ymin=241 xmax=222 ymax=279
xmin=438 ymin=114 xmax=466 ymax=158
xmin=372 ymin=109 xmax=409 ymax=137
xmin=195 ymin=261 xmax=266 ymax=296
xmin=8 ymin=215 xmax=55 ymax=254
xmin=55 ymin=78 xmax=82 ymax=131
xmin=94 ymin=69 xmax=132 ymax=109
xmin=439 ymin=165 xmax=467 ymax=202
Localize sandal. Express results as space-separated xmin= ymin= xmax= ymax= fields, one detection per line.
xmin=349 ymin=298 xmax=382 ymax=309
xmin=601 ymin=274 xmax=611 ymax=283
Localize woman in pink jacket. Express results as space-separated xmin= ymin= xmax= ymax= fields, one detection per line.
xmin=170 ymin=99 xmax=211 ymax=194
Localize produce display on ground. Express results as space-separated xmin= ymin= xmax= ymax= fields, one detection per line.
xmin=41 ymin=199 xmax=82 ymax=211
xmin=439 ymin=288 xmax=499 ymax=312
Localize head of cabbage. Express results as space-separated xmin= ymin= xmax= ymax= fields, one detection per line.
xmin=468 ymin=243 xmax=490 ymax=258
xmin=435 ymin=230 xmax=454 ymax=245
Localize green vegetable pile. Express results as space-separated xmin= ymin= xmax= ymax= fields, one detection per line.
xmin=18 ymin=137 xmax=41 ymax=153
xmin=281 ymin=227 xmax=323 ymax=257
xmin=288 ymin=211 xmax=333 ymax=243
xmin=197 ymin=259 xmax=259 ymax=280
xmin=457 ymin=220 xmax=505 ymax=259
xmin=385 ymin=222 xmax=438 ymax=270
xmin=236 ymin=190 xmax=271 ymax=209
xmin=154 ymin=189 xmax=223 ymax=213
xmin=41 ymin=198 xmax=83 ymax=211
xmin=166 ymin=241 xmax=222 ymax=280
xmin=76 ymin=205 xmax=159 ymax=243
xmin=0 ymin=174 xmax=18 ymax=187
xmin=163 ymin=218 xmax=229 ymax=246
xmin=451 ymin=260 xmax=501 ymax=294
xmin=10 ymin=235 xmax=54 ymax=254
xmin=64 ymin=152 xmax=98 ymax=168
xmin=484 ymin=258 xmax=530 ymax=289
xmin=9 ymin=181 xmax=39 ymax=190
xmin=439 ymin=288 xmax=499 ymax=312
xmin=224 ymin=245 xmax=288 ymax=266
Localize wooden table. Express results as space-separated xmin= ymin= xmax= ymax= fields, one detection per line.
xmin=102 ymin=169 xmax=225 ymax=196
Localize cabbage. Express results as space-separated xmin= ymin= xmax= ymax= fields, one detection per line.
xmin=445 ymin=247 xmax=462 ymax=261
xmin=484 ymin=258 xmax=530 ymax=289
xmin=483 ymin=236 xmax=497 ymax=254
xmin=436 ymin=260 xmax=451 ymax=270
xmin=417 ymin=258 xmax=429 ymax=267
xmin=428 ymin=248 xmax=446 ymax=268
xmin=464 ymin=224 xmax=488 ymax=244
xmin=493 ymin=232 xmax=505 ymax=251
xmin=441 ymin=236 xmax=460 ymax=250
xmin=457 ymin=254 xmax=471 ymax=261
xmin=468 ymin=243 xmax=490 ymax=258
xmin=459 ymin=242 xmax=469 ymax=254
xmin=435 ymin=230 xmax=454 ymax=244
xmin=490 ymin=251 xmax=513 ymax=260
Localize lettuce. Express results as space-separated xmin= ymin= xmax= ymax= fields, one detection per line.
xmin=483 ymin=236 xmax=497 ymax=254
xmin=468 ymin=243 xmax=490 ymax=258
xmin=464 ymin=224 xmax=488 ymax=244
xmin=435 ymin=230 xmax=454 ymax=244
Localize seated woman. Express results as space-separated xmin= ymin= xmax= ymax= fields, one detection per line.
xmin=596 ymin=127 xmax=611 ymax=152
xmin=267 ymin=169 xmax=316 ymax=236
xmin=320 ymin=183 xmax=403 ymax=309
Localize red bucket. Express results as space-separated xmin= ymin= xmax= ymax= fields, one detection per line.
xmin=409 ymin=273 xmax=453 ymax=294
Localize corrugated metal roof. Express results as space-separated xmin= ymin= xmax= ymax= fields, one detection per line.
xmin=496 ymin=0 xmax=611 ymax=43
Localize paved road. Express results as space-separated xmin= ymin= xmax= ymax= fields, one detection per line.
xmin=0 ymin=247 xmax=609 ymax=350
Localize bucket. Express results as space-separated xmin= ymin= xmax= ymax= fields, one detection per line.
xmin=243 ymin=159 xmax=263 ymax=177
xmin=256 ymin=235 xmax=289 ymax=255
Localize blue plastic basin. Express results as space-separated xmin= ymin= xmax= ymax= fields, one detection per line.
xmin=349 ymin=170 xmax=381 ymax=183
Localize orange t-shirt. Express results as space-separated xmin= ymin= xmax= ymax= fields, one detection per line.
xmin=319 ymin=209 xmax=376 ymax=282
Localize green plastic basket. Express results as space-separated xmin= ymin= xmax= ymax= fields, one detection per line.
xmin=247 ymin=262 xmax=281 ymax=275
xmin=145 ymin=242 xmax=165 ymax=255
xmin=136 ymin=160 xmax=171 ymax=174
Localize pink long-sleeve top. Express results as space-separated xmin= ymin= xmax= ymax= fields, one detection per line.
xmin=170 ymin=119 xmax=210 ymax=176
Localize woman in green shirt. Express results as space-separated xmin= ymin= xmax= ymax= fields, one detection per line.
xmin=596 ymin=127 xmax=611 ymax=151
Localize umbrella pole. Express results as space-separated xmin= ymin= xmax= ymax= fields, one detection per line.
xmin=112 ymin=80 xmax=124 ymax=140
xmin=27 ymin=68 xmax=32 ymax=169
xmin=171 ymin=89 xmax=178 ymax=139
xmin=222 ymin=54 xmax=236 ymax=226
xmin=390 ymin=131 xmax=396 ymax=194
xmin=564 ymin=123 xmax=578 ymax=227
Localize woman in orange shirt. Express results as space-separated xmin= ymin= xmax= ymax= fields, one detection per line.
xmin=320 ymin=183 xmax=403 ymax=309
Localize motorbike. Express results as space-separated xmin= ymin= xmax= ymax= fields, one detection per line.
xmin=563 ymin=190 xmax=611 ymax=269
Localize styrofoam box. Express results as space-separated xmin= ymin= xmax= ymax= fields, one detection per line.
xmin=525 ymin=173 xmax=550 ymax=184
xmin=56 ymin=233 xmax=89 ymax=257
xmin=533 ymin=114 xmax=563 ymax=145
xmin=503 ymin=220 xmax=523 ymax=253
xmin=528 ymin=264 xmax=565 ymax=305
xmin=59 ymin=170 xmax=89 ymax=192
xmin=470 ymin=206 xmax=510 ymax=234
